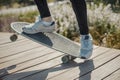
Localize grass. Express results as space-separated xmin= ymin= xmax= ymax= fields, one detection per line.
xmin=0 ymin=11 xmax=39 ymax=32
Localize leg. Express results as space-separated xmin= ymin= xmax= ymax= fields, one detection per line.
xmin=70 ymin=0 xmax=93 ymax=59
xmin=34 ymin=0 xmax=52 ymax=21
xmin=70 ymin=0 xmax=88 ymax=35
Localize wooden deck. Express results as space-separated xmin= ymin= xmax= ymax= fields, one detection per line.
xmin=0 ymin=32 xmax=120 ymax=80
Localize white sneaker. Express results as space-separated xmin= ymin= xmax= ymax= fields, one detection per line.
xmin=80 ymin=34 xmax=93 ymax=59
xmin=22 ymin=16 xmax=55 ymax=34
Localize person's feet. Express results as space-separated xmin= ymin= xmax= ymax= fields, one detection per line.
xmin=80 ymin=34 xmax=93 ymax=59
xmin=22 ymin=16 xmax=55 ymax=34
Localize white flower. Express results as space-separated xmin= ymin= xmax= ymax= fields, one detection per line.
xmin=49 ymin=2 xmax=120 ymax=32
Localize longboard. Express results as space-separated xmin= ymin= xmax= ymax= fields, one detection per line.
xmin=10 ymin=22 xmax=81 ymax=63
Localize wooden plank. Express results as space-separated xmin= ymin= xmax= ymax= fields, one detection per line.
xmin=43 ymin=47 xmax=110 ymax=80
xmin=0 ymin=46 xmax=46 ymax=63
xmin=17 ymin=58 xmax=70 ymax=80
xmin=0 ymin=44 xmax=97 ymax=78
xmin=0 ymin=39 xmax=41 ymax=58
xmin=0 ymin=46 xmax=49 ymax=68
xmin=9 ymin=47 xmax=110 ymax=80
xmin=0 ymin=38 xmax=34 ymax=48
xmin=20 ymin=60 xmax=81 ymax=80
xmin=0 ymin=33 xmax=16 ymax=39
xmin=2 ymin=52 xmax=64 ymax=80
xmin=46 ymin=49 xmax=120 ymax=80
xmin=0 ymin=33 xmax=24 ymax=45
xmin=8 ymin=51 xmax=61 ymax=73
xmin=103 ymin=69 xmax=120 ymax=80
xmin=75 ymin=56 xmax=120 ymax=80
xmin=0 ymin=45 xmax=96 ymax=80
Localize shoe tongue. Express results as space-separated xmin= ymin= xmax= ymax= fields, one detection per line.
xmin=42 ymin=21 xmax=53 ymax=26
xmin=84 ymin=35 xmax=89 ymax=40
xmin=50 ymin=22 xmax=55 ymax=26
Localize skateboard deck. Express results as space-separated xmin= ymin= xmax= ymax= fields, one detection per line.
xmin=10 ymin=22 xmax=81 ymax=63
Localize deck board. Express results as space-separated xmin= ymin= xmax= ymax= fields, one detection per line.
xmin=0 ymin=33 xmax=24 ymax=45
xmin=0 ymin=39 xmax=41 ymax=58
xmin=46 ymin=49 xmax=120 ymax=80
xmin=0 ymin=46 xmax=46 ymax=64
xmin=0 ymin=47 xmax=51 ymax=68
xmin=0 ymin=32 xmax=120 ymax=80
xmin=3 ymin=53 xmax=63 ymax=80
xmin=76 ymin=55 xmax=120 ymax=80
xmin=103 ymin=69 xmax=120 ymax=80
xmin=19 ymin=46 xmax=111 ymax=80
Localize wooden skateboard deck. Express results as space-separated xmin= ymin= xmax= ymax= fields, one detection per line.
xmin=10 ymin=22 xmax=81 ymax=63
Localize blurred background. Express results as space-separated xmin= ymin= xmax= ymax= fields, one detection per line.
xmin=0 ymin=0 xmax=63 ymax=9
xmin=0 ymin=0 xmax=120 ymax=49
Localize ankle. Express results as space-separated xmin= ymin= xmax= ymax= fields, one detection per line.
xmin=80 ymin=34 xmax=90 ymax=40
xmin=42 ymin=17 xmax=53 ymax=22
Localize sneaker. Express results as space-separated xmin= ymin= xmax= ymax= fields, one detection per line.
xmin=22 ymin=16 xmax=55 ymax=34
xmin=80 ymin=34 xmax=93 ymax=59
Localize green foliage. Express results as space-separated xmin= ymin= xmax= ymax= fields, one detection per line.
xmin=90 ymin=22 xmax=120 ymax=49
xmin=0 ymin=14 xmax=18 ymax=32
xmin=0 ymin=11 xmax=38 ymax=32
xmin=93 ymin=0 xmax=120 ymax=12
xmin=18 ymin=11 xmax=38 ymax=22
xmin=93 ymin=0 xmax=120 ymax=6
xmin=0 ymin=0 xmax=35 ymax=8
xmin=59 ymin=26 xmax=79 ymax=41
xmin=0 ymin=0 xmax=10 ymax=5
xmin=0 ymin=0 xmax=57 ymax=7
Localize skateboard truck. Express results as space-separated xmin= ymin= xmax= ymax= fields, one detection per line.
xmin=62 ymin=55 xmax=76 ymax=64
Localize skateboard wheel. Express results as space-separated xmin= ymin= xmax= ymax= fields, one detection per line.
xmin=62 ymin=55 xmax=70 ymax=64
xmin=10 ymin=34 xmax=18 ymax=42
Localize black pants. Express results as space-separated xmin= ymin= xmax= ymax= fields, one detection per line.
xmin=34 ymin=0 xmax=89 ymax=35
